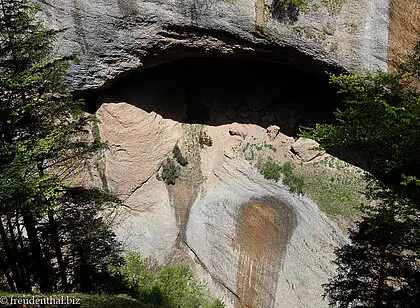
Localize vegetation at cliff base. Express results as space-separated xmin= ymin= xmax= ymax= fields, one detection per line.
xmin=111 ymin=253 xmax=224 ymax=308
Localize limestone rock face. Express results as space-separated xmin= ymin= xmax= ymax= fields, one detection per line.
xmin=40 ymin=0 xmax=389 ymax=91
xmin=90 ymin=103 xmax=346 ymax=307
xmin=37 ymin=0 xmax=390 ymax=305
xmin=95 ymin=103 xmax=183 ymax=197
xmin=187 ymin=153 xmax=345 ymax=307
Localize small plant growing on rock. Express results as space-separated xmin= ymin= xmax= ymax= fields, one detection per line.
xmin=162 ymin=158 xmax=180 ymax=185
xmin=260 ymin=159 xmax=304 ymax=194
xmin=323 ymin=23 xmax=335 ymax=36
xmin=282 ymin=162 xmax=304 ymax=194
xmin=199 ymin=130 xmax=213 ymax=148
xmin=260 ymin=158 xmax=282 ymax=181
xmin=279 ymin=0 xmax=310 ymax=12
xmin=322 ymin=0 xmax=345 ymax=14
xmin=173 ymin=144 xmax=188 ymax=166
xmin=91 ymin=115 xmax=101 ymax=142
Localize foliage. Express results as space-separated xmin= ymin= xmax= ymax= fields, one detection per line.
xmin=282 ymin=162 xmax=304 ymax=195
xmin=91 ymin=115 xmax=101 ymax=142
xmin=324 ymin=183 xmax=420 ymax=307
xmin=303 ymin=42 xmax=420 ymax=306
xmin=172 ymin=144 xmax=188 ymax=166
xmin=323 ymin=23 xmax=335 ymax=36
xmin=260 ymin=159 xmax=304 ymax=194
xmin=162 ymin=158 xmax=180 ymax=185
xmin=0 ymin=0 xmax=113 ymax=294
xmin=49 ymin=188 xmax=124 ymax=293
xmin=260 ymin=158 xmax=282 ymax=181
xmin=321 ymin=0 xmax=345 ymax=14
xmin=199 ymin=130 xmax=213 ymax=148
xmin=300 ymin=158 xmax=365 ymax=217
xmin=279 ymin=0 xmax=310 ymax=11
xmin=301 ymin=44 xmax=420 ymax=186
xmin=115 ymin=253 xmax=225 ymax=308
xmin=329 ymin=41 xmax=338 ymax=52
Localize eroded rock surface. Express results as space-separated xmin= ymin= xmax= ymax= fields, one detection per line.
xmin=88 ymin=103 xmax=346 ymax=307
xmin=38 ymin=0 xmax=392 ymax=305
xmin=187 ymin=138 xmax=345 ymax=307
xmin=40 ymin=0 xmax=389 ymax=91
xmin=95 ymin=103 xmax=183 ymax=197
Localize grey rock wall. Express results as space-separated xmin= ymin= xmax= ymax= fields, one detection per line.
xmin=40 ymin=0 xmax=390 ymax=91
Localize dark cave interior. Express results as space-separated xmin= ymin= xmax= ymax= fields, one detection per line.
xmin=83 ymin=57 xmax=342 ymax=137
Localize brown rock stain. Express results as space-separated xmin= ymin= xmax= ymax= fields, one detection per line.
xmin=168 ymin=183 xmax=196 ymax=247
xmin=235 ymin=200 xmax=296 ymax=308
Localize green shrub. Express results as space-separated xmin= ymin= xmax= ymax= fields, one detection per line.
xmin=199 ymin=130 xmax=213 ymax=147
xmin=260 ymin=160 xmax=304 ymax=194
xmin=261 ymin=159 xmax=282 ymax=181
xmin=282 ymin=162 xmax=304 ymax=194
xmin=117 ymin=253 xmax=225 ymax=308
xmin=173 ymin=144 xmax=188 ymax=166
xmin=323 ymin=23 xmax=335 ymax=35
xmin=283 ymin=173 xmax=304 ymax=195
xmin=330 ymin=41 xmax=338 ymax=52
xmin=280 ymin=0 xmax=310 ymax=11
xmin=322 ymin=0 xmax=345 ymax=14
xmin=162 ymin=158 xmax=179 ymax=185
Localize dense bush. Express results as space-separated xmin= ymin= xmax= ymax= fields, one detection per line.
xmin=115 ymin=253 xmax=225 ymax=308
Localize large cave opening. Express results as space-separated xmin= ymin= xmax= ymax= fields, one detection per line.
xmin=83 ymin=57 xmax=341 ymax=136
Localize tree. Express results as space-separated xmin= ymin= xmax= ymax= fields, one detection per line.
xmin=0 ymin=0 xmax=113 ymax=293
xmin=324 ymin=184 xmax=420 ymax=307
xmin=302 ymin=42 xmax=420 ymax=307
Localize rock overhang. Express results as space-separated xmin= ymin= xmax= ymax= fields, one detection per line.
xmin=39 ymin=0 xmax=389 ymax=92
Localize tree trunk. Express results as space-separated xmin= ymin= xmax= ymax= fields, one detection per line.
xmin=22 ymin=213 xmax=53 ymax=293
xmin=48 ymin=209 xmax=68 ymax=292
xmin=6 ymin=214 xmax=29 ymax=291
xmin=0 ymin=217 xmax=23 ymax=291
xmin=1 ymin=266 xmax=16 ymax=291
xmin=374 ymin=247 xmax=387 ymax=308
xmin=15 ymin=214 xmax=31 ymax=291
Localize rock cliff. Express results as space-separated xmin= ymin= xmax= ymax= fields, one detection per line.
xmin=40 ymin=0 xmax=389 ymax=91
xmin=41 ymin=0 xmax=393 ymax=306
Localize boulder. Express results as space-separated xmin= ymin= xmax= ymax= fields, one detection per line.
xmin=291 ymin=137 xmax=324 ymax=162
xmin=96 ymin=102 xmax=183 ymax=197
xmin=229 ymin=123 xmax=248 ymax=139
xmin=266 ymin=125 xmax=281 ymax=141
